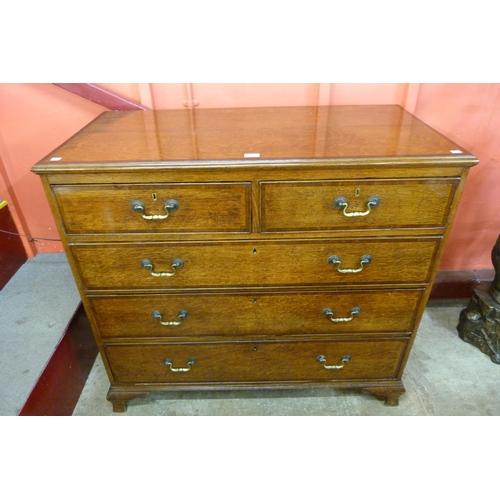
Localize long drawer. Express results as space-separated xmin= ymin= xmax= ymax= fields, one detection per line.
xmin=52 ymin=182 xmax=252 ymax=234
xmin=260 ymin=178 xmax=459 ymax=232
xmin=71 ymin=237 xmax=440 ymax=290
xmin=89 ymin=289 xmax=424 ymax=339
xmin=105 ymin=338 xmax=408 ymax=383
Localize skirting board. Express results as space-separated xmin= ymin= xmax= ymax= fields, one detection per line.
xmin=430 ymin=268 xmax=495 ymax=301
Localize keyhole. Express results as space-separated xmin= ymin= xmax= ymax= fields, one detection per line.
xmin=253 ymin=248 xmax=257 ymax=254
xmin=253 ymin=346 xmax=258 ymax=351
xmin=355 ymin=189 xmax=360 ymax=197
xmin=152 ymin=193 xmax=157 ymax=201
xmin=253 ymin=299 xmax=257 ymax=305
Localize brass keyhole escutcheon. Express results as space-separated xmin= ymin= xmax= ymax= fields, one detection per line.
xmin=355 ymin=188 xmax=360 ymax=196
xmin=152 ymin=192 xmax=157 ymax=201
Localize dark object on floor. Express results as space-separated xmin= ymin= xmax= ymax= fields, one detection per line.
xmin=490 ymin=234 xmax=500 ymax=303
xmin=0 ymin=202 xmax=28 ymax=291
xmin=458 ymin=235 xmax=500 ymax=364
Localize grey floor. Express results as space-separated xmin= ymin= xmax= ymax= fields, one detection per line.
xmin=0 ymin=253 xmax=80 ymax=416
xmin=2 ymin=255 xmax=499 ymax=416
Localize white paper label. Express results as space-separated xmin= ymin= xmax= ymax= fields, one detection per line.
xmin=450 ymin=150 xmax=462 ymax=154
xmin=50 ymin=157 xmax=62 ymax=161
xmin=244 ymin=153 xmax=260 ymax=158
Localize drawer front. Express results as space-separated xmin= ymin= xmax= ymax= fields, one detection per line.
xmin=261 ymin=178 xmax=459 ymax=232
xmin=90 ymin=289 xmax=424 ymax=339
xmin=53 ymin=183 xmax=252 ymax=234
xmin=105 ymin=338 xmax=407 ymax=383
xmin=72 ymin=238 xmax=440 ymax=290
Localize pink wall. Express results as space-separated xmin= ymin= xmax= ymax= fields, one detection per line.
xmin=411 ymin=84 xmax=500 ymax=270
xmin=0 ymin=84 xmax=105 ymax=255
xmin=98 ymin=83 xmax=412 ymax=109
xmin=1 ymin=83 xmax=498 ymax=271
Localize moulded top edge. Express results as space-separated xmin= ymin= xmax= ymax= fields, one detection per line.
xmin=32 ymin=154 xmax=479 ymax=174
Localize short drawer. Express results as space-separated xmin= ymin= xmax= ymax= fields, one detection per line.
xmin=71 ymin=237 xmax=440 ymax=290
xmin=53 ymin=182 xmax=251 ymax=234
xmin=89 ymin=289 xmax=424 ymax=339
xmin=105 ymin=338 xmax=408 ymax=384
xmin=260 ymin=178 xmax=459 ymax=232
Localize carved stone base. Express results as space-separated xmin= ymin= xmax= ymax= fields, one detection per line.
xmin=457 ymin=282 xmax=500 ymax=364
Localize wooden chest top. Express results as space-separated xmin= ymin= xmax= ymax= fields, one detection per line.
xmin=33 ymin=105 xmax=476 ymax=171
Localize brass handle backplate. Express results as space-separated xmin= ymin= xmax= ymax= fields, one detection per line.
xmin=163 ymin=358 xmax=197 ymax=372
xmin=334 ymin=196 xmax=380 ymax=217
xmin=328 ymin=254 xmax=372 ymax=273
xmin=316 ymin=354 xmax=352 ymax=370
xmin=151 ymin=309 xmax=190 ymax=326
xmin=131 ymin=199 xmax=179 ymax=220
xmin=140 ymin=258 xmax=184 ymax=277
xmin=322 ymin=306 xmax=361 ymax=322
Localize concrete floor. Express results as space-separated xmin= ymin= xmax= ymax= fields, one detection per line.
xmin=0 ymin=253 xmax=80 ymax=416
xmin=73 ymin=302 xmax=500 ymax=416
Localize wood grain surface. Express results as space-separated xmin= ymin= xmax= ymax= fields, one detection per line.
xmin=89 ymin=288 xmax=424 ymax=339
xmin=33 ymin=105 xmax=476 ymax=168
xmin=71 ymin=237 xmax=440 ymax=290
xmin=105 ymin=338 xmax=408 ymax=383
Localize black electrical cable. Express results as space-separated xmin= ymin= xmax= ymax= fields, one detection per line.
xmin=0 ymin=229 xmax=61 ymax=243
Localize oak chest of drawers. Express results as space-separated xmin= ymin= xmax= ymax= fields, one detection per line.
xmin=32 ymin=105 xmax=478 ymax=412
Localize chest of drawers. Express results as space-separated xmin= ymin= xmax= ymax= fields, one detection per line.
xmin=32 ymin=105 xmax=478 ymax=412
